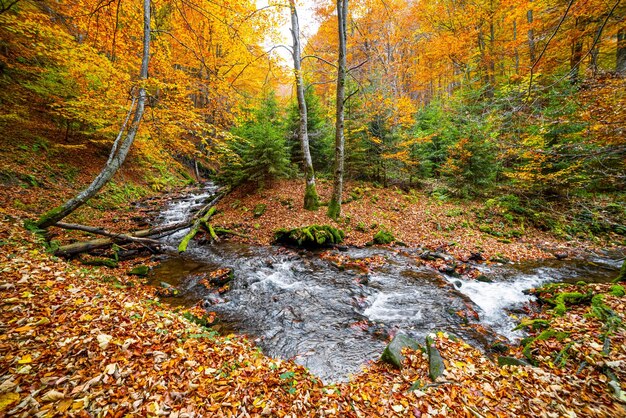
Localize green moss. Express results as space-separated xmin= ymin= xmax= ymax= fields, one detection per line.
xmin=373 ymin=229 xmax=395 ymax=245
xmin=33 ymin=205 xmax=65 ymax=229
xmin=588 ymin=294 xmax=622 ymax=333
xmin=327 ymin=198 xmax=341 ymax=219
xmin=129 ymin=265 xmax=150 ymax=276
xmin=513 ymin=318 xmax=550 ymax=331
xmin=552 ymin=292 xmax=591 ymax=316
xmin=303 ymin=183 xmax=320 ymax=211
xmin=253 ymin=203 xmax=267 ymax=218
xmin=610 ymin=285 xmax=625 ymax=297
xmin=274 ymin=225 xmax=344 ymax=248
xmin=81 ymin=258 xmax=119 ymax=268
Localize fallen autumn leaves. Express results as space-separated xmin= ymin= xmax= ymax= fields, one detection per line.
xmin=1 ymin=215 xmax=625 ymax=417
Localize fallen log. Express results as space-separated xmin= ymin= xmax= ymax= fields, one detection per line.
xmin=53 ymin=186 xmax=229 ymax=257
xmin=178 ymin=207 xmax=216 ymax=252
xmin=54 ymin=222 xmax=178 ymax=257
xmin=213 ymin=227 xmax=250 ymax=239
xmin=177 ymin=189 xmax=229 ymax=252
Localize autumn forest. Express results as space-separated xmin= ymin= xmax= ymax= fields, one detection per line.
xmin=1 ymin=0 xmax=626 ymax=416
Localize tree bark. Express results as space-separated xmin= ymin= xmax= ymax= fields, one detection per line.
xmin=289 ymin=0 xmax=319 ymax=211
xmin=328 ymin=0 xmax=348 ymax=219
xmin=527 ymin=2 xmax=536 ymax=66
xmin=54 ymin=223 xmax=183 ymax=257
xmin=34 ymin=0 xmax=151 ymax=229
xmin=570 ymin=17 xmax=585 ymax=84
xmin=617 ymin=28 xmax=626 ymax=74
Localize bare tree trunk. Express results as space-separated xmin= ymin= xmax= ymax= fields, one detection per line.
xmin=527 ymin=1 xmax=536 ymax=66
xmin=328 ymin=0 xmax=348 ymax=219
xmin=570 ymin=17 xmax=585 ymax=84
xmin=290 ymin=0 xmax=319 ymax=211
xmin=34 ymin=0 xmax=151 ymax=229
xmin=617 ymin=27 xmax=626 ymax=74
xmin=513 ymin=18 xmax=520 ymax=74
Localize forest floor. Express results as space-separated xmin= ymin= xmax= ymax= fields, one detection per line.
xmin=1 ymin=213 xmax=625 ymax=417
xmin=1 ymin=138 xmax=626 ymax=416
xmin=213 ymin=178 xmax=624 ymax=263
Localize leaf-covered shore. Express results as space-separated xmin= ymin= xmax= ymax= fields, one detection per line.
xmin=1 ymin=212 xmax=625 ymax=417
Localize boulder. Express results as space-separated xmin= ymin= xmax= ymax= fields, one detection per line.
xmin=381 ymin=334 xmax=421 ymax=369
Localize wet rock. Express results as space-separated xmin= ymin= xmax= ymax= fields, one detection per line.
xmin=454 ymin=280 xmax=462 ymax=288
xmin=204 ymin=293 xmax=224 ymax=305
xmin=356 ymin=275 xmax=369 ymax=285
xmin=209 ymin=268 xmax=233 ymax=286
xmin=469 ymin=252 xmax=484 ymax=262
xmin=497 ymin=356 xmax=530 ymax=367
xmin=438 ymin=264 xmax=459 ymax=277
xmin=156 ymin=281 xmax=180 ymax=297
xmin=475 ymin=275 xmax=493 ymax=283
xmin=128 ymin=265 xmax=150 ymax=277
xmin=490 ymin=256 xmax=510 ymax=264
xmin=420 ymin=251 xmax=453 ymax=262
xmin=381 ymin=334 xmax=421 ymax=369
xmin=554 ymin=252 xmax=568 ymax=260
xmin=426 ymin=335 xmax=445 ymax=381
xmin=490 ymin=341 xmax=509 ymax=354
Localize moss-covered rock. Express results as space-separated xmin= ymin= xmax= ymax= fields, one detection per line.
xmin=426 ymin=335 xmax=446 ymax=381
xmin=373 ymin=229 xmax=394 ymax=245
xmin=129 ymin=265 xmax=150 ymax=276
xmin=552 ymin=292 xmax=592 ymax=316
xmin=274 ymin=225 xmax=344 ymax=248
xmin=81 ymin=258 xmax=119 ymax=268
xmin=253 ymin=203 xmax=267 ymax=218
xmin=498 ymin=356 xmax=530 ymax=367
xmin=381 ymin=334 xmax=421 ymax=369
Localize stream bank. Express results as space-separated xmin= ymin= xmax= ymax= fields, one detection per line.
xmin=148 ymin=184 xmax=624 ymax=382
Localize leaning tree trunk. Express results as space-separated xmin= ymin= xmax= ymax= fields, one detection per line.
xmin=327 ymin=0 xmax=348 ymax=220
xmin=34 ymin=0 xmax=151 ymax=229
xmin=290 ymin=0 xmax=319 ymax=211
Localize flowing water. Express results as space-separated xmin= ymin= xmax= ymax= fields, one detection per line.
xmin=150 ymin=184 xmax=621 ymax=382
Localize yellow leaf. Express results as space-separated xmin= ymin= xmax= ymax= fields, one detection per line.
xmin=14 ymin=325 xmax=33 ymax=333
xmin=0 ymin=393 xmax=20 ymax=411
xmin=18 ymin=354 xmax=32 ymax=364
xmin=35 ymin=317 xmax=50 ymax=326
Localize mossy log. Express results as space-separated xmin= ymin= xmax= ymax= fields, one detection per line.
xmin=274 ymin=225 xmax=344 ymax=248
xmin=178 ymin=207 xmax=216 ymax=253
xmin=213 ymin=227 xmax=250 ymax=239
xmin=54 ymin=222 xmax=181 ymax=257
